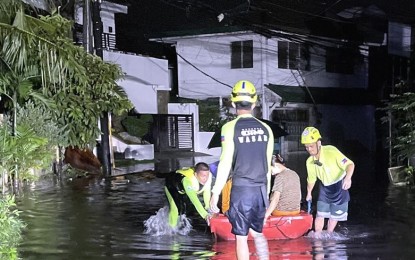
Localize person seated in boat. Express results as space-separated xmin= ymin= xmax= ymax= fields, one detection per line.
xmin=164 ymin=162 xmax=213 ymax=228
xmin=264 ymin=154 xmax=301 ymax=220
xmin=209 ymin=161 xmax=233 ymax=215
xmin=220 ymin=178 xmax=232 ymax=215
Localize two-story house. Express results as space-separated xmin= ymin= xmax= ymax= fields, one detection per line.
xmin=75 ymin=1 xmax=413 ymax=175
xmin=74 ymin=1 xmax=172 ymax=163
xmin=153 ymin=25 xmax=378 ymax=165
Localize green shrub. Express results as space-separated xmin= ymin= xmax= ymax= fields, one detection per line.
xmin=121 ymin=115 xmax=152 ymax=138
xmin=383 ymin=92 xmax=415 ymax=165
xmin=0 ymin=195 xmax=25 ymax=259
xmin=17 ymin=101 xmax=67 ymax=148
xmin=199 ymin=100 xmax=235 ymax=132
xmin=0 ymin=116 xmax=52 ymax=182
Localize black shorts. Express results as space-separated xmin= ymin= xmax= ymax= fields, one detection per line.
xmin=227 ymin=185 xmax=267 ymax=236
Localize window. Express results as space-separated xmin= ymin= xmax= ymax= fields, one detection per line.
xmin=278 ymin=41 xmax=309 ymax=70
xmin=231 ymin=40 xmax=253 ymax=69
xmin=326 ymin=47 xmax=354 ymax=74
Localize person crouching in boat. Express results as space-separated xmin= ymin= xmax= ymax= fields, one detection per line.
xmin=164 ymin=162 xmax=213 ymax=228
xmin=264 ymin=154 xmax=301 ymax=221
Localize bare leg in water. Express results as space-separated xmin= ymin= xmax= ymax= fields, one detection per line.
xmin=314 ymin=216 xmax=325 ymax=234
xmin=327 ymin=219 xmax=338 ymax=232
xmin=242 ymin=229 xmax=269 ymax=260
xmin=235 ymin=235 xmax=249 ymax=260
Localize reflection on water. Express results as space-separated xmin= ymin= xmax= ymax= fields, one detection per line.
xmin=15 ymin=173 xmax=415 ymax=259
xmin=306 ymin=230 xmax=348 ymax=240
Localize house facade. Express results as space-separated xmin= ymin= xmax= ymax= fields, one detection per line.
xmin=75 ymin=1 xmax=397 ymax=170
xmin=156 ymin=28 xmax=376 ymax=162
xmin=74 ymin=0 xmax=218 ymax=161
xmin=75 ymin=1 xmax=171 ymax=114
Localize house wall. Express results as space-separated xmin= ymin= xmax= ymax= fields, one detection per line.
xmin=76 ymin=1 xmax=171 ymax=114
xmin=175 ymin=33 xmax=274 ymax=100
xmin=301 ymin=46 xmax=368 ymax=88
xmin=174 ymin=32 xmax=369 ymax=101
xmin=168 ymin=103 xmax=221 ymax=157
xmin=75 ymin=1 xmax=127 ymax=34
xmin=100 ymin=1 xmax=128 ymax=34
xmin=172 ymin=32 xmax=371 ymax=161
xmin=103 ymin=51 xmax=170 ymax=114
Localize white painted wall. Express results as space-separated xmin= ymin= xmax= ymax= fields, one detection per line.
xmin=76 ymin=0 xmax=171 ymax=113
xmin=301 ymin=45 xmax=368 ymax=88
xmin=111 ymin=136 xmax=154 ymax=160
xmin=167 ymin=103 xmax=221 ymax=156
xmin=175 ymin=32 xmax=268 ymax=100
xmin=104 ymin=51 xmax=170 ymax=113
xmin=100 ymin=1 xmax=128 ymax=34
xmin=167 ymin=31 xmax=368 ymax=101
xmin=198 ymin=132 xmax=221 ymax=157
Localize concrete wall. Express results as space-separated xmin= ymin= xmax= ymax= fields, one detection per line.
xmin=75 ymin=1 xmax=128 ymax=34
xmin=301 ymin=45 xmax=368 ymax=88
xmin=111 ymin=136 xmax=154 ymax=160
xmin=76 ymin=1 xmax=170 ymax=114
xmin=198 ymin=132 xmax=221 ymax=157
xmin=172 ymin=32 xmax=368 ymax=101
xmin=168 ymin=103 xmax=221 ymax=156
xmin=103 ymin=51 xmax=170 ymax=114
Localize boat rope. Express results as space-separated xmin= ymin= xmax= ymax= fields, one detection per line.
xmin=271 ymin=217 xmax=298 ymax=239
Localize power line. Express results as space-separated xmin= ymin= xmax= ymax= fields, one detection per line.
xmin=175 ymin=52 xmax=232 ymax=88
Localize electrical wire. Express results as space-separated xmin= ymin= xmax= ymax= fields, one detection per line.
xmin=176 ymin=52 xmax=232 ymax=88
xmin=145 ymin=0 xmax=379 ymax=97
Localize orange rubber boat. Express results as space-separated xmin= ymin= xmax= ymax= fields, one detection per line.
xmin=210 ymin=211 xmax=313 ymax=241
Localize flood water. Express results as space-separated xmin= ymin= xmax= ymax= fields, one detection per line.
xmin=15 ymin=167 xmax=415 ymax=259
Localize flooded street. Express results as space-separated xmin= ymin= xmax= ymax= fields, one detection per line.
xmin=15 ymin=169 xmax=415 ymax=259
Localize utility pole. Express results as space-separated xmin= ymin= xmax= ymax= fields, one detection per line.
xmin=86 ymin=0 xmax=112 ymax=176
xmin=82 ymin=0 xmax=93 ymax=54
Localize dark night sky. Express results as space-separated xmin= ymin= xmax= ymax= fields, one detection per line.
xmin=112 ymin=0 xmax=415 ymax=57
xmin=115 ymin=0 xmax=242 ymax=56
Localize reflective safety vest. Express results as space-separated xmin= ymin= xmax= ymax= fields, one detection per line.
xmin=176 ymin=167 xmax=208 ymax=194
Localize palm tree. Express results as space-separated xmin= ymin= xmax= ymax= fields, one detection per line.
xmin=0 ymin=0 xmax=132 ymax=148
xmin=0 ymin=0 xmax=132 ymax=181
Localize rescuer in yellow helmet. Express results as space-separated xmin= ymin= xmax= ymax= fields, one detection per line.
xmin=164 ymin=162 xmax=212 ymax=228
xmin=301 ymin=126 xmax=355 ymax=237
xmin=210 ymin=80 xmax=274 ymax=260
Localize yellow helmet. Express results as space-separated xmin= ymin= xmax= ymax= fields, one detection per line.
xmin=301 ymin=127 xmax=322 ymax=144
xmin=231 ymin=80 xmax=258 ymax=103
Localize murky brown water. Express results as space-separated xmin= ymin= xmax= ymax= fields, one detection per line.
xmin=15 ymin=170 xmax=415 ymax=259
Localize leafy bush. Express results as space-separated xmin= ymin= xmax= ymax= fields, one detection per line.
xmin=0 ymin=104 xmax=57 ymax=181
xmin=0 ymin=123 xmax=50 ymax=181
xmin=17 ymin=101 xmax=67 ymax=148
xmin=199 ymin=99 xmax=235 ymax=132
xmin=121 ymin=115 xmax=152 ymax=138
xmin=0 ymin=195 xmax=25 ymax=259
xmin=383 ymin=92 xmax=415 ymax=165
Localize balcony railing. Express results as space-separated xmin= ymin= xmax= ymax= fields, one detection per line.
xmin=73 ymin=24 xmax=117 ymax=51
xmin=102 ymin=33 xmax=116 ymax=50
